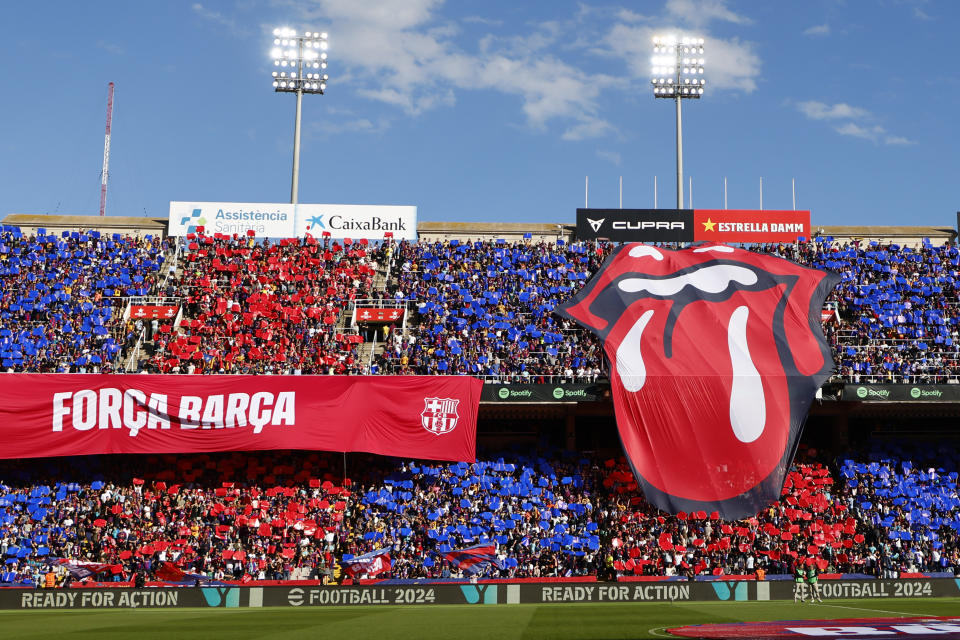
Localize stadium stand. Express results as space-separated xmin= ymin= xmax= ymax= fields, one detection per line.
xmin=6 ymin=228 xmax=959 ymax=382
xmin=1 ymin=447 xmax=958 ymax=585
xmin=805 ymin=239 xmax=960 ymax=384
xmin=143 ymin=232 xmax=386 ymax=374
xmin=378 ymin=237 xmax=960 ymax=383
xmin=839 ymin=440 xmax=960 ymax=576
xmin=377 ymin=238 xmax=608 ymax=380
xmin=3 ymin=226 xmax=960 ymax=585
xmin=0 ymin=227 xmax=167 ymax=373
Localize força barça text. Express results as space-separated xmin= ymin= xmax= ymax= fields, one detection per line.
xmin=52 ymin=389 xmax=296 ymax=436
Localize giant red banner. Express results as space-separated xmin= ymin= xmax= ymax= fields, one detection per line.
xmin=556 ymin=243 xmax=837 ymax=520
xmin=0 ymin=375 xmax=481 ymax=461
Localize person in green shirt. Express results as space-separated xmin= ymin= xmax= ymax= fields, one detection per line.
xmin=806 ymin=563 xmax=823 ymax=603
xmin=793 ymin=560 xmax=807 ymax=603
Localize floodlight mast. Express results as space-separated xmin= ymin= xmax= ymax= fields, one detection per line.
xmin=651 ymin=35 xmax=705 ymax=209
xmin=270 ymin=28 xmax=329 ymax=204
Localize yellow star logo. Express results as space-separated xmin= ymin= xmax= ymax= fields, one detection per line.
xmin=701 ymin=218 xmax=717 ymax=232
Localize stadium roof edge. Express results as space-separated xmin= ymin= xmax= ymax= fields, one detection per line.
xmin=2 ymin=214 xmax=168 ymax=239
xmin=2 ymin=214 xmax=954 ymax=245
xmin=416 ymin=220 xmax=955 ymax=245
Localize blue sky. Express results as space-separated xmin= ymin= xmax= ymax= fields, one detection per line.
xmin=0 ymin=0 xmax=956 ymax=228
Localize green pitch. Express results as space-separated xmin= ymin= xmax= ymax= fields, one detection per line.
xmin=2 ymin=598 xmax=958 ymax=639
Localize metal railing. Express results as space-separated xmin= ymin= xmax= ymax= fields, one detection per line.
xmin=836 ymin=374 xmax=960 ymax=384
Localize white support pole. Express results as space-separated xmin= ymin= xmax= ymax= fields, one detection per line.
xmin=654 ymin=176 xmax=658 ymax=209
xmin=619 ymin=176 xmax=623 ymax=209
xmin=675 ymin=96 xmax=684 ymax=210
xmin=759 ymin=177 xmax=764 ymax=211
xmin=290 ymin=38 xmax=304 ymax=204
xmin=792 ymin=178 xmax=797 ymax=210
xmin=723 ymin=177 xmax=727 ymax=210
xmin=689 ymin=176 xmax=693 ymax=209
xmin=585 ymin=176 xmax=589 ymax=208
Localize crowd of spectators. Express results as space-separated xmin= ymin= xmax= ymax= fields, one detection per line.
xmin=839 ymin=440 xmax=960 ymax=576
xmin=777 ymin=238 xmax=960 ymax=384
xmin=5 ymin=224 xmax=960 ymax=382
xmin=0 ymin=451 xmax=349 ymax=585
xmin=376 ymin=239 xmax=607 ymax=381
xmin=371 ymin=236 xmax=960 ymax=383
xmin=0 ymin=227 xmax=167 ymax=373
xmin=2 ymin=445 xmax=958 ymax=585
xmin=4 ymin=226 xmax=960 ymax=585
xmin=143 ymin=232 xmax=385 ymax=374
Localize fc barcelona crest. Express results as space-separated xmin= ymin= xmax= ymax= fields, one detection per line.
xmin=421 ymin=397 xmax=459 ymax=435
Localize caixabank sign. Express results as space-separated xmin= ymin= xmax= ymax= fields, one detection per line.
xmin=575 ymin=209 xmax=810 ymax=243
xmin=3 ymin=579 xmax=957 ymax=609
xmin=842 ymin=384 xmax=960 ymax=402
xmin=169 ymin=201 xmax=418 ymax=240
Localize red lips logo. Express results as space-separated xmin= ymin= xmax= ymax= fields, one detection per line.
xmin=556 ymin=243 xmax=839 ymax=519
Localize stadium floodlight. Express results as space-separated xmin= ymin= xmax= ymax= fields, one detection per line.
xmin=651 ymin=35 xmax=705 ymax=209
xmin=270 ymin=27 xmax=329 ymax=204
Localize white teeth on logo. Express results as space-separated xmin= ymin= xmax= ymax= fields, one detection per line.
xmin=616 ymin=309 xmax=654 ymax=392
xmin=693 ymin=245 xmax=734 ymax=253
xmin=628 ymin=245 xmax=664 ymax=261
xmin=587 ymin=218 xmax=605 ymax=233
xmin=618 ymin=264 xmax=757 ymax=297
xmin=727 ymin=305 xmax=765 ymax=443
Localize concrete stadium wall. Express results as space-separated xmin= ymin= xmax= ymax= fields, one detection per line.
xmin=3 ymin=578 xmax=958 ymax=609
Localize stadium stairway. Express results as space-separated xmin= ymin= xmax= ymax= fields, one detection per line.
xmin=116 ymin=242 xmax=181 ymax=372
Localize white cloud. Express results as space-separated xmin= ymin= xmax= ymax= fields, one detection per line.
xmin=835 ymin=123 xmax=883 ymax=140
xmin=562 ymin=119 xmax=616 ymax=141
xmin=884 ymin=135 xmax=914 ymax=146
xmin=803 ymin=24 xmax=830 ymax=37
xmin=191 ymin=3 xmax=248 ymax=36
xmin=616 ymin=8 xmax=651 ymax=23
xmin=596 ymin=150 xmax=622 ymax=165
xmin=797 ymin=101 xmax=871 ymax=121
xmin=462 ymin=15 xmax=502 ymax=26
xmin=797 ymin=103 xmax=914 ymax=145
xmin=665 ymin=0 xmax=753 ymax=28
xmin=317 ymin=116 xmax=391 ymax=135
xmin=278 ymin=0 xmax=618 ymax=139
xmin=834 ymin=124 xmax=914 ymax=146
xmin=96 ymin=41 xmax=123 ymax=56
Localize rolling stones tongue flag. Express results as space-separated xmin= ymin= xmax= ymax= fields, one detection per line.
xmin=555 ymin=243 xmax=839 ymax=520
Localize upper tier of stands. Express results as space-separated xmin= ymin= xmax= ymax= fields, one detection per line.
xmin=2 ymin=225 xmax=960 ymax=382
xmin=377 ymin=239 xmax=605 ymax=380
xmin=0 ymin=227 xmax=166 ymax=373
xmin=143 ymin=233 xmax=386 ymax=374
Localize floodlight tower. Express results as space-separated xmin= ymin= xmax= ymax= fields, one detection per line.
xmin=651 ymin=35 xmax=705 ymax=209
xmin=270 ymin=28 xmax=329 ymax=204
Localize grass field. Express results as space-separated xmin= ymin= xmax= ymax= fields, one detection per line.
xmin=2 ymin=598 xmax=959 ymax=640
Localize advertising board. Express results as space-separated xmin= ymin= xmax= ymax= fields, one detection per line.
xmin=481 ymin=384 xmax=604 ymax=403
xmin=575 ymin=209 xmax=810 ymax=243
xmin=3 ymin=578 xmax=956 ymax=609
xmin=168 ymin=202 xmax=417 ymax=240
xmin=842 ymin=384 xmax=960 ymax=402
